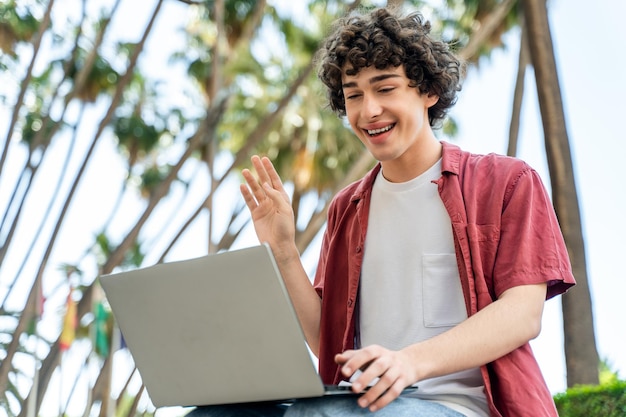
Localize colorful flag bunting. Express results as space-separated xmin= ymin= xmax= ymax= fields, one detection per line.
xmin=59 ymin=291 xmax=77 ymax=351
xmin=94 ymin=301 xmax=112 ymax=357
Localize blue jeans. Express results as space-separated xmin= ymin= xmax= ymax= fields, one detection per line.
xmin=186 ymin=396 xmax=465 ymax=416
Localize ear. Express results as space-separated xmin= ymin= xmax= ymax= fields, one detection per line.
xmin=426 ymin=94 xmax=439 ymax=108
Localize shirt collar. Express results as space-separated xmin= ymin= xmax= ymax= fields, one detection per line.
xmin=440 ymin=140 xmax=461 ymax=175
xmin=350 ymin=141 xmax=461 ymax=202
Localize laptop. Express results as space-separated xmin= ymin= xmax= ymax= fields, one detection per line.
xmin=99 ymin=244 xmax=372 ymax=408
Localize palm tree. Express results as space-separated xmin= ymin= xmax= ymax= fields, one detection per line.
xmin=0 ymin=0 xmax=599 ymax=415
xmin=1 ymin=1 xmax=365 ymax=414
xmin=521 ymin=0 xmax=599 ymax=386
xmin=443 ymin=0 xmax=600 ymax=388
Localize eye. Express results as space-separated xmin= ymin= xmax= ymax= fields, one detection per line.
xmin=379 ymin=87 xmax=395 ymax=94
xmin=345 ymin=92 xmax=362 ymax=100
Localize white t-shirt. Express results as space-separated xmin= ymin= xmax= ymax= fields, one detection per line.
xmin=358 ymin=160 xmax=489 ymax=417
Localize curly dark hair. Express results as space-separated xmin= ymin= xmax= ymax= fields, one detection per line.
xmin=317 ymin=7 xmax=464 ymax=127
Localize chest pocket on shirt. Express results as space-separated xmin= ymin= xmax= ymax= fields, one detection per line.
xmin=422 ymin=254 xmax=467 ymax=328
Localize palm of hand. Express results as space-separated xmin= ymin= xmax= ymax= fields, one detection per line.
xmin=240 ymin=155 xmax=296 ymax=247
xmin=250 ymin=187 xmax=295 ymax=244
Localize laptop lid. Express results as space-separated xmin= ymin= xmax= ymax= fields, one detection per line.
xmin=99 ymin=244 xmax=327 ymax=408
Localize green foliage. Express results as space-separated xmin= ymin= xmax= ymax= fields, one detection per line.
xmin=440 ymin=0 xmax=521 ymax=61
xmin=94 ymin=233 xmax=145 ymax=269
xmin=0 ymin=0 xmax=40 ymax=55
xmin=113 ymin=114 xmax=164 ymax=164
xmin=140 ymin=164 xmax=174 ymax=198
xmin=20 ymin=111 xmax=58 ymax=150
xmin=114 ymin=393 xmax=156 ymax=417
xmin=600 ymin=358 xmax=621 ymax=386
xmin=65 ymin=50 xmax=120 ymax=102
xmin=554 ymin=380 xmax=626 ymax=417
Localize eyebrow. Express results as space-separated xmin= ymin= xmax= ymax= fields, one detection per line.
xmin=342 ymin=73 xmax=402 ymax=89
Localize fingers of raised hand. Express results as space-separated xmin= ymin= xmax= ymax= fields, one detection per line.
xmin=240 ymin=182 xmax=258 ymax=211
xmin=249 ymin=156 xmax=267 ymax=183
xmin=260 ymin=156 xmax=285 ymax=189
xmin=246 ymin=156 xmax=287 ymax=194
xmin=241 ymin=168 xmax=266 ymax=205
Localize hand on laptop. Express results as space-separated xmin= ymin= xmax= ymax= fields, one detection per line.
xmin=335 ymin=345 xmax=417 ymax=412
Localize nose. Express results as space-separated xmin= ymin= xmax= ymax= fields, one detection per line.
xmin=362 ymin=94 xmax=382 ymax=119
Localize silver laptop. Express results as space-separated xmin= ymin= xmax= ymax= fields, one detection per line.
xmin=99 ymin=244 xmax=360 ymax=408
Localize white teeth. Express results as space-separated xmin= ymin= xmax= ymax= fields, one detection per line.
xmin=367 ymin=124 xmax=394 ymax=135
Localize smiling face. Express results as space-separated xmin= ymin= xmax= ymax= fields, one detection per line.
xmin=342 ymin=65 xmax=442 ymax=182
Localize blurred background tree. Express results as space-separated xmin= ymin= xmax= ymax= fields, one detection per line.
xmin=0 ymin=0 xmax=598 ymax=415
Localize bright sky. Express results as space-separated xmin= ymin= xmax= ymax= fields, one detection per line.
xmin=2 ymin=0 xmax=624 ymax=416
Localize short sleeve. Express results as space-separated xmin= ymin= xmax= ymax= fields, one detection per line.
xmin=493 ymin=167 xmax=576 ymax=299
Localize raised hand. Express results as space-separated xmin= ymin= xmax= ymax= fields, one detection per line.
xmin=240 ymin=155 xmax=296 ymax=259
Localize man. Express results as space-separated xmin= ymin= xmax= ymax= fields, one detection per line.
xmin=190 ymin=6 xmax=575 ymax=417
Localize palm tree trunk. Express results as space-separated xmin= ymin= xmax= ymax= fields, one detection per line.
xmin=522 ymin=0 xmax=599 ymax=386
xmin=15 ymin=3 xmax=167 ymax=414
xmin=0 ymin=278 xmax=41 ymax=395
xmin=507 ymin=20 xmax=529 ymax=157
